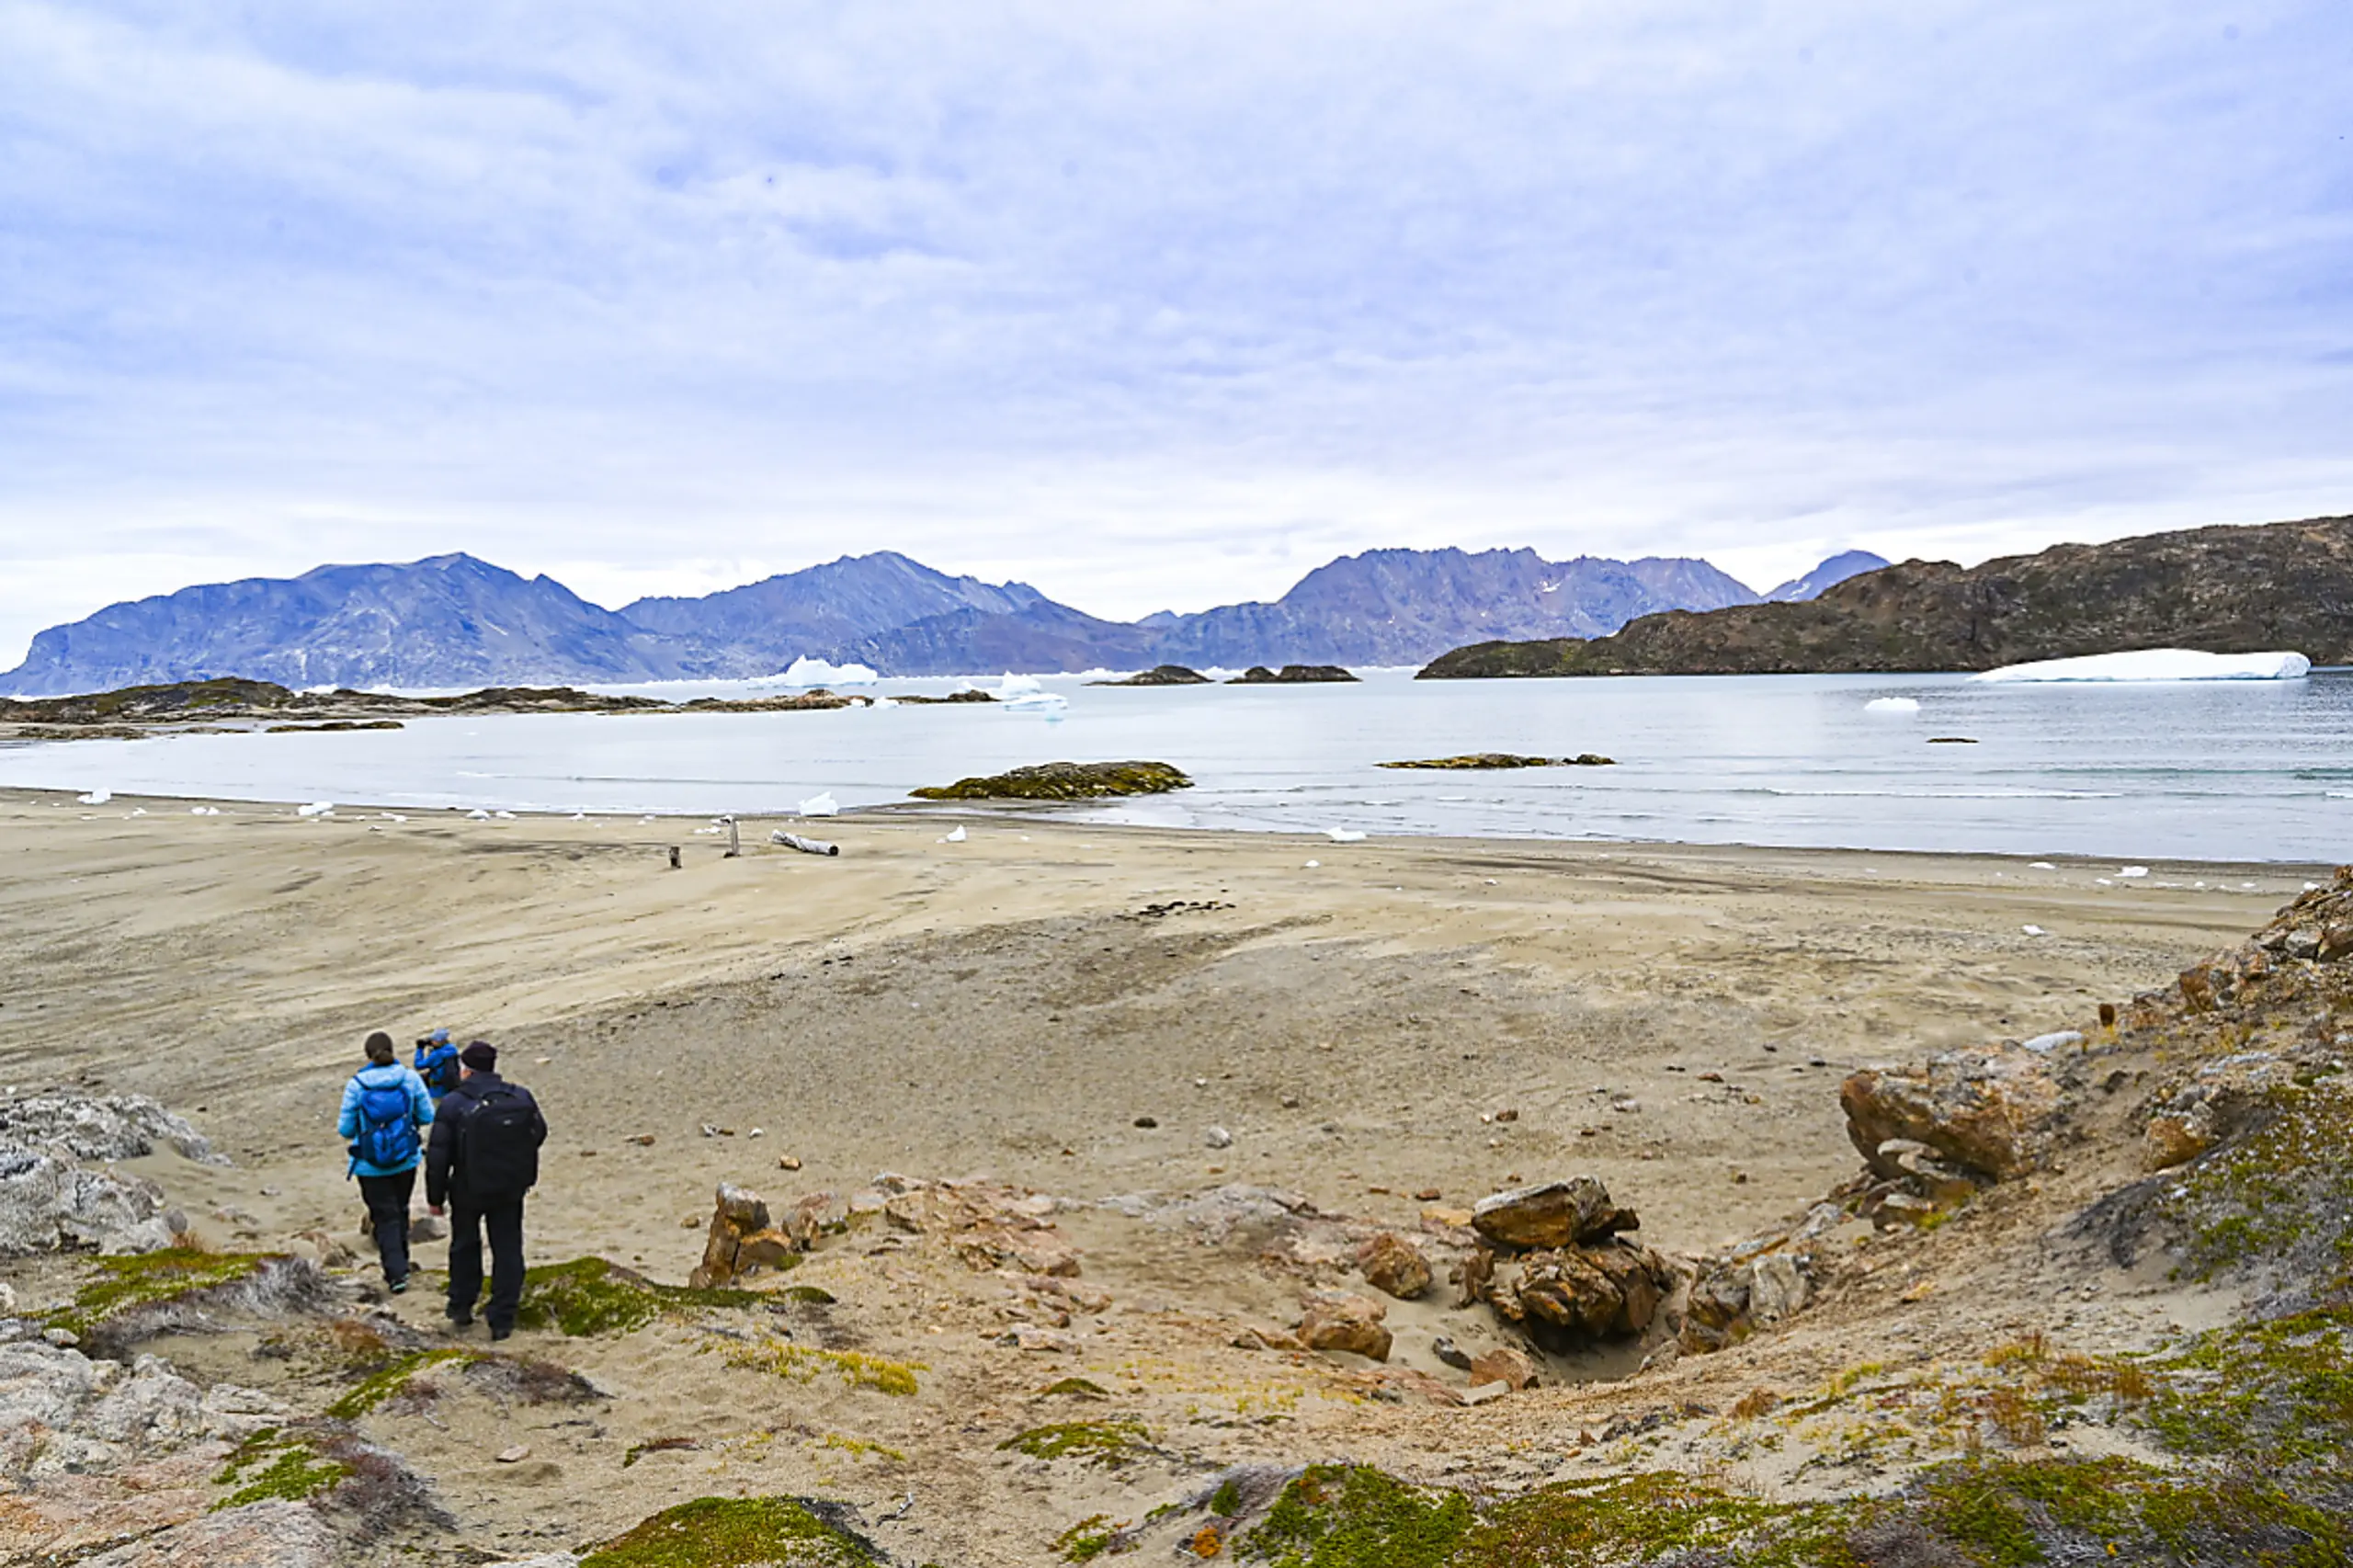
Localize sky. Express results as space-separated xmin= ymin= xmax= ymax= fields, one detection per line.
xmin=3 ymin=2 xmax=2350 ymax=666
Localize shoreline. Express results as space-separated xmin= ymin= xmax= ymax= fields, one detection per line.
xmin=1 ymin=785 xmax=2336 ymax=877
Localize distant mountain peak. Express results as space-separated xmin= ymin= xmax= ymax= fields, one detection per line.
xmin=1766 ymin=550 xmax=1889 ymax=602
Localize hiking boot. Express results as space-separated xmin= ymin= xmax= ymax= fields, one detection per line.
xmin=388 ymin=1278 xmax=408 ymax=1295
xmin=446 ymin=1308 xmax=474 ymax=1330
xmin=488 ymin=1325 xmax=512 ymax=1343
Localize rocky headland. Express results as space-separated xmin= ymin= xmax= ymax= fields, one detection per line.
xmin=1418 ymin=513 xmax=2353 ymax=676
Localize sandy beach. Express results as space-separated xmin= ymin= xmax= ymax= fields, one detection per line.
xmin=0 ymin=788 xmax=2325 ymax=1562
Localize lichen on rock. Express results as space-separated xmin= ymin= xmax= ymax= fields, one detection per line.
xmin=909 ymin=760 xmax=1192 ymax=800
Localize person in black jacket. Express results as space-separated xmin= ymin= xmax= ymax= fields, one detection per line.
xmin=425 ymin=1041 xmax=548 ymax=1340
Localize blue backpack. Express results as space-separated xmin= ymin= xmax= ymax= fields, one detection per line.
xmin=351 ymin=1076 xmax=420 ymax=1172
xmin=415 ymin=1040 xmax=461 ymax=1098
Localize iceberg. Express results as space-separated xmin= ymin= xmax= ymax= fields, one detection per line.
xmin=1864 ymin=697 xmax=1920 ymax=713
xmin=297 ymin=801 xmax=335 ymax=817
xmin=799 ymin=791 xmax=839 ymax=817
xmin=778 ymin=656 xmax=878 ymax=687
xmin=1970 ymin=649 xmax=2311 ymax=684
xmin=76 ymin=789 xmax=110 ymax=805
xmin=995 ymin=673 xmax=1069 ymax=711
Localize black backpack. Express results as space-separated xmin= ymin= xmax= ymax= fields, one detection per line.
xmin=456 ymin=1083 xmax=542 ymax=1202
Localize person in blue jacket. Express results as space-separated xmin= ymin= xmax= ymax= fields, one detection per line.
xmin=338 ymin=1030 xmax=435 ymax=1293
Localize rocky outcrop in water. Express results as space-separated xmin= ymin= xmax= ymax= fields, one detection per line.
xmin=909 ymin=761 xmax=1192 ymax=801
xmin=1226 ymin=664 xmax=1358 ymax=684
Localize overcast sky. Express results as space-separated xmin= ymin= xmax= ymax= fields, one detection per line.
xmin=3 ymin=3 xmax=2349 ymax=665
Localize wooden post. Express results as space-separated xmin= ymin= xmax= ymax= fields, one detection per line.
xmin=723 ymin=816 xmax=741 ymax=858
xmin=666 ymin=846 xmax=681 ymax=870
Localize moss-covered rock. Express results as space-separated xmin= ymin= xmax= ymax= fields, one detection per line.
xmin=45 ymin=1249 xmax=284 ymax=1340
xmin=211 ymin=1429 xmax=350 ymax=1509
xmin=910 ymin=761 xmax=1192 ymax=801
xmin=1243 ymin=1464 xmax=1472 ymax=1567
xmin=580 ymin=1495 xmax=883 ymax=1567
xmin=515 ymin=1256 xmax=765 ymax=1336
xmin=324 ymin=1348 xmax=474 ymax=1420
xmin=1088 ymin=665 xmax=1211 ymax=687
xmin=999 ymin=1420 xmax=1154 ymax=1468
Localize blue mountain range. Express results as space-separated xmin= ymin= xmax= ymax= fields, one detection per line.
xmin=0 ymin=545 xmax=1886 ymax=695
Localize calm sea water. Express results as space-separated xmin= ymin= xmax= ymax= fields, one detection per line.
xmin=4 ymin=669 xmax=2350 ymax=861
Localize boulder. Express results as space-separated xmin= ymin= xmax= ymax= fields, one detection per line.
xmin=0 ymin=1095 xmax=222 ymax=1165
xmin=1468 ymin=1345 xmax=1540 ymax=1391
xmin=1470 ymin=1177 xmax=1638 ymax=1251
xmin=1679 ymin=1250 xmax=1812 ymax=1354
xmin=1355 ymin=1232 xmax=1434 ymax=1300
xmin=688 ymin=1183 xmax=773 ymax=1289
xmin=1840 ymin=1042 xmax=2063 ymax=1181
xmin=2139 ymin=1051 xmax=2294 ymax=1172
xmin=1476 ymin=1237 xmax=1677 ymax=1349
xmin=1299 ymin=1290 xmax=1392 ymax=1361
xmin=79 ymin=1501 xmax=338 ymax=1568
xmin=0 ymin=1148 xmax=178 ymax=1256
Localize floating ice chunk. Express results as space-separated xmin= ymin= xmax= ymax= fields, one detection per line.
xmin=2020 ymin=1030 xmax=2083 ymax=1053
xmin=799 ymin=791 xmax=839 ymax=817
xmin=870 ymin=696 xmax=898 ymax=710
xmin=939 ymin=825 xmax=968 ymax=843
xmin=76 ymin=790 xmax=110 ymax=805
xmin=779 ymin=655 xmax=877 ymax=687
xmin=2021 ymin=925 xmax=2046 ymax=936
xmin=1864 ymin=697 xmax=1921 ymax=713
xmin=297 ymin=801 xmax=335 ymax=817
xmin=468 ymin=808 xmax=492 ymax=820
xmin=993 ymin=673 xmax=1069 ymax=711
xmin=2029 ymin=861 xmax=2056 ymax=869
xmin=494 ymin=810 xmax=517 ymax=820
xmin=2117 ymin=865 xmax=2149 ymax=878
xmin=1970 ymin=649 xmax=2311 ymax=683
xmin=1325 ymin=827 xmax=1367 ymax=843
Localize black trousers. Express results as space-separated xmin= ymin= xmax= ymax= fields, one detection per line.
xmin=448 ymin=1197 xmax=527 ymax=1331
xmin=356 ymin=1167 xmax=415 ymax=1285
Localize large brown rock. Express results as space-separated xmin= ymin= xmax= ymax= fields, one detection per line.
xmin=1840 ymin=1043 xmax=2063 ymax=1181
xmin=1355 ymin=1232 xmax=1434 ymax=1300
xmin=1468 ymin=1345 xmax=1540 ymax=1391
xmin=688 ymin=1183 xmax=772 ymax=1289
xmin=1477 ymin=1237 xmax=1677 ymax=1348
xmin=1299 ymin=1290 xmax=1392 ymax=1361
xmin=1470 ymin=1177 xmax=1637 ymax=1250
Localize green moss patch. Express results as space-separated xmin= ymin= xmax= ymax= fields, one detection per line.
xmin=212 ymin=1428 xmax=349 ymax=1510
xmin=1244 ymin=1464 xmax=1473 ymax=1568
xmin=910 ymin=761 xmax=1191 ymax=801
xmin=715 ymin=1334 xmax=923 ymax=1396
xmin=999 ymin=1420 xmax=1154 ymax=1468
xmin=2158 ymin=1080 xmax=2353 ymax=1302
xmin=515 ymin=1256 xmax=764 ymax=1336
xmin=1055 ymin=1513 xmax=1123 ymax=1562
xmin=324 ymin=1348 xmax=474 ymax=1420
xmin=580 ymin=1495 xmax=882 ymax=1567
xmin=1040 ymin=1376 xmax=1110 ymax=1400
xmin=2139 ymin=1305 xmax=2353 ymax=1468
xmin=47 ymin=1249 xmax=279 ymax=1339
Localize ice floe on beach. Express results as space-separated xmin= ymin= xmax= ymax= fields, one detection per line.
xmin=1970 ymin=649 xmax=2311 ymax=683
xmin=798 ymin=790 xmax=839 ymax=817
xmin=75 ymin=789 xmax=109 ymax=805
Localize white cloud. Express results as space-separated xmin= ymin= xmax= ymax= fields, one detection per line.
xmin=1 ymin=1 xmax=2348 ymax=661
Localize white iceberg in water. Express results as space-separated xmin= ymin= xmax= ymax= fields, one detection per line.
xmin=76 ymin=789 xmax=110 ymax=805
xmin=799 ymin=791 xmax=839 ymax=817
xmin=297 ymin=801 xmax=335 ymax=817
xmin=995 ymin=673 xmax=1069 ymax=711
xmin=1325 ymin=827 xmax=1367 ymax=843
xmin=1971 ymin=649 xmax=2311 ymax=684
xmin=1864 ymin=697 xmax=1920 ymax=713
xmin=779 ymin=656 xmax=878 ymax=687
